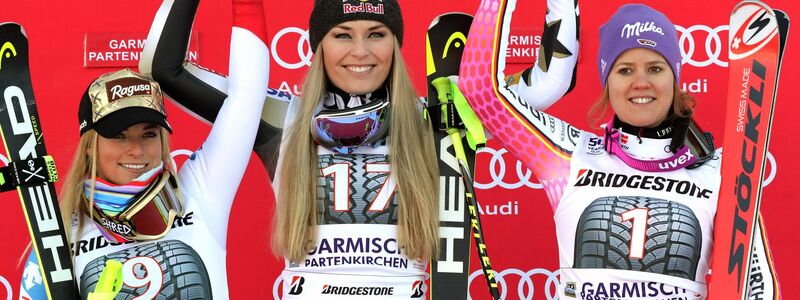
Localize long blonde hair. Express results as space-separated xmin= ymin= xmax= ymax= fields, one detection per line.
xmin=60 ymin=128 xmax=173 ymax=243
xmin=273 ymin=39 xmax=440 ymax=262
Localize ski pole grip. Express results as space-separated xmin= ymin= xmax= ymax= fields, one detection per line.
xmin=88 ymin=259 xmax=123 ymax=300
xmin=431 ymin=77 xmax=458 ymax=130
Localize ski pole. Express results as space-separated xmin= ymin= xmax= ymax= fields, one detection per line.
xmin=432 ymin=76 xmax=500 ymax=300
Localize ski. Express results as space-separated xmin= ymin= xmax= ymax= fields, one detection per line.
xmin=747 ymin=215 xmax=781 ymax=299
xmin=425 ymin=12 xmax=476 ymax=300
xmin=708 ymin=2 xmax=788 ymax=299
xmin=0 ymin=23 xmax=79 ymax=300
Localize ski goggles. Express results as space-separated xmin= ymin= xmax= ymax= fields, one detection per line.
xmin=311 ymin=98 xmax=390 ymax=154
xmin=87 ymin=171 xmax=183 ymax=242
xmin=684 ymin=120 xmax=715 ymax=169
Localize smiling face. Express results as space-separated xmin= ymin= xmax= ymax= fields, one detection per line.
xmin=92 ymin=123 xmax=163 ymax=185
xmin=607 ymin=48 xmax=675 ymax=128
xmin=320 ymin=20 xmax=394 ymax=94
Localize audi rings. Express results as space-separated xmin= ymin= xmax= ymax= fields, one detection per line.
xmin=714 ymin=148 xmax=778 ymax=187
xmin=475 ymin=147 xmax=542 ymax=190
xmin=0 ymin=274 xmax=10 ymax=300
xmin=271 ymin=27 xmax=313 ymax=70
xmin=468 ymin=268 xmax=560 ymax=300
xmin=272 ymin=277 xmax=282 ymax=300
xmin=674 ymin=24 xmax=729 ymax=68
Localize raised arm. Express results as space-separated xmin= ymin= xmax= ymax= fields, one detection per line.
xmin=139 ymin=0 xmax=229 ymax=123
xmin=139 ymin=0 xmax=288 ymax=177
xmin=140 ymin=0 xmax=269 ymax=242
xmin=459 ymin=0 xmax=580 ymax=206
xmin=197 ymin=0 xmax=269 ymax=189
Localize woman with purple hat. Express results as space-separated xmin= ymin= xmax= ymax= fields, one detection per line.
xmin=459 ymin=0 xmax=722 ymax=299
xmin=139 ymin=0 xmax=440 ymax=298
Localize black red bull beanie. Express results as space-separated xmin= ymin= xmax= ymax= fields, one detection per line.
xmin=308 ymin=0 xmax=404 ymax=52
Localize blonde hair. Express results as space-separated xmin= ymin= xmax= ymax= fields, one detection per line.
xmin=60 ymin=128 xmax=173 ymax=244
xmin=588 ymin=83 xmax=695 ymax=128
xmin=273 ymin=38 xmax=440 ymax=262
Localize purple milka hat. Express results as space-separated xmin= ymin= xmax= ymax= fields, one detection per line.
xmin=597 ymin=4 xmax=682 ymax=86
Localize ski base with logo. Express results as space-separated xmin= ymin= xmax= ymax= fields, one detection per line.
xmin=0 ymin=23 xmax=79 ymax=300
xmin=425 ymin=12 xmax=476 ymax=300
xmin=708 ymin=2 xmax=788 ymax=299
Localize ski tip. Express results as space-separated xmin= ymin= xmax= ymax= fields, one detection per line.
xmin=774 ymin=9 xmax=789 ymax=22
xmin=427 ymin=12 xmax=473 ymax=29
xmin=0 ymin=23 xmax=26 ymax=37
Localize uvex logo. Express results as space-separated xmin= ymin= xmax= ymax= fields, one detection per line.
xmin=637 ymin=39 xmax=657 ymax=47
xmin=657 ymin=151 xmax=695 ymax=170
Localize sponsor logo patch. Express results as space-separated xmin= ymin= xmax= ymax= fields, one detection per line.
xmin=288 ymin=276 xmax=305 ymax=295
xmin=321 ymin=284 xmax=394 ymax=296
xmin=105 ymin=77 xmax=151 ymax=101
xmin=574 ymin=169 xmax=713 ymax=199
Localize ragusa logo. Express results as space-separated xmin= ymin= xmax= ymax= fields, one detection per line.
xmin=109 ymin=84 xmax=150 ymax=101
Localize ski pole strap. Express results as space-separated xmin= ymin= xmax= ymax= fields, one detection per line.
xmin=431 ymin=77 xmax=460 ymax=131
xmin=449 ymin=79 xmax=486 ymax=151
xmin=0 ymin=156 xmax=58 ymax=192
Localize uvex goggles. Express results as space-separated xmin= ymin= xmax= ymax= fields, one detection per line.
xmin=683 ymin=120 xmax=715 ymax=169
xmin=87 ymin=171 xmax=183 ymax=242
xmin=311 ymin=98 xmax=390 ymax=154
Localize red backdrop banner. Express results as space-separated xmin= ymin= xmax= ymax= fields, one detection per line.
xmin=0 ymin=0 xmax=797 ymax=299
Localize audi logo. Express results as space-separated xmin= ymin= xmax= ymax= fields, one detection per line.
xmin=170 ymin=149 xmax=194 ymax=160
xmin=270 ymin=27 xmax=313 ymax=70
xmin=272 ymin=276 xmax=282 ymax=300
xmin=170 ymin=149 xmax=194 ymax=170
xmin=674 ymin=24 xmax=729 ymax=68
xmin=468 ymin=268 xmax=560 ymax=300
xmin=268 ymin=24 xmax=728 ymax=70
xmin=475 ymin=147 xmax=542 ymax=190
xmin=1 ymin=274 xmax=11 ymax=300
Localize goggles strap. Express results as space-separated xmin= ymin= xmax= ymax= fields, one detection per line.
xmin=0 ymin=156 xmax=59 ymax=191
xmin=90 ymin=133 xmax=99 ymax=221
xmin=324 ymin=84 xmax=389 ymax=110
xmin=669 ymin=115 xmax=691 ymax=153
